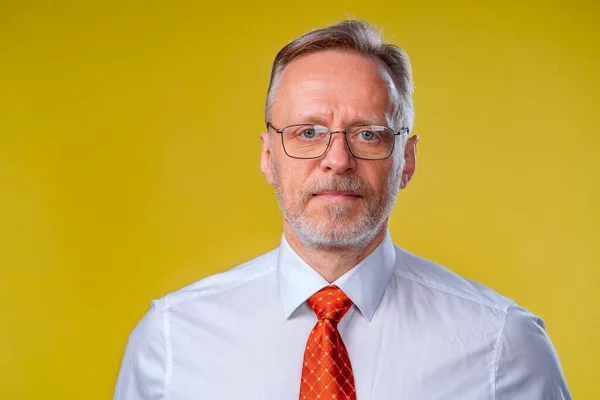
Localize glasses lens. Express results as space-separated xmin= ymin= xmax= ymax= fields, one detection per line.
xmin=346 ymin=125 xmax=395 ymax=159
xmin=281 ymin=125 xmax=330 ymax=158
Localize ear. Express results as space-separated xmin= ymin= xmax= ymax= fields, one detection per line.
xmin=260 ymin=131 xmax=275 ymax=186
xmin=400 ymin=135 xmax=419 ymax=189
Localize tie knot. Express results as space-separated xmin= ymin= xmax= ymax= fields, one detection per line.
xmin=307 ymin=286 xmax=353 ymax=323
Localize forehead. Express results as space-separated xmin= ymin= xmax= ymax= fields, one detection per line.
xmin=272 ymin=50 xmax=392 ymax=124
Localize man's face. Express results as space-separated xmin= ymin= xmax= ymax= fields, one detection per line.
xmin=260 ymin=50 xmax=414 ymax=249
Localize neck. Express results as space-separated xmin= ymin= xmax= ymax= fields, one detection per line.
xmin=283 ymin=221 xmax=388 ymax=283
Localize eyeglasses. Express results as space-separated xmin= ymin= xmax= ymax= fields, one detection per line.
xmin=266 ymin=122 xmax=409 ymax=160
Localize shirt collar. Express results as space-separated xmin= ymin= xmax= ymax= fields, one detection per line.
xmin=277 ymin=230 xmax=396 ymax=322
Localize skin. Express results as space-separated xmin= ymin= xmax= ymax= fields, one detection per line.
xmin=260 ymin=50 xmax=419 ymax=283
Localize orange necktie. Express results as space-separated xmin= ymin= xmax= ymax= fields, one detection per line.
xmin=299 ymin=286 xmax=356 ymax=400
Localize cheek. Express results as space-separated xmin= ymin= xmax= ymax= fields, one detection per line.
xmin=363 ymin=164 xmax=394 ymax=195
xmin=276 ymin=155 xmax=315 ymax=181
xmin=275 ymin=161 xmax=313 ymax=196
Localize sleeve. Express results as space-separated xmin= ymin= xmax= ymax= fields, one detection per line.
xmin=495 ymin=304 xmax=572 ymax=400
xmin=113 ymin=299 xmax=167 ymax=400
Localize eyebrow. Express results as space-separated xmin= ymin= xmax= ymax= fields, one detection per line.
xmin=290 ymin=114 xmax=387 ymax=127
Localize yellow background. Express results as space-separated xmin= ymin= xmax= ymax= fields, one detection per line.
xmin=1 ymin=0 xmax=598 ymax=398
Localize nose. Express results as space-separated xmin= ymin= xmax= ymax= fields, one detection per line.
xmin=319 ymin=132 xmax=357 ymax=174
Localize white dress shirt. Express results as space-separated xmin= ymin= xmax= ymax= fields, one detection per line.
xmin=113 ymin=231 xmax=571 ymax=399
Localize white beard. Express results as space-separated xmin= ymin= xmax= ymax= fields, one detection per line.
xmin=271 ymin=154 xmax=402 ymax=250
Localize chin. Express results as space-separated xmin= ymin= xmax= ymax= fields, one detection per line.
xmin=298 ymin=225 xmax=380 ymax=249
xmin=280 ymin=196 xmax=387 ymax=248
xmin=291 ymin=213 xmax=384 ymax=249
xmin=307 ymin=202 xmax=363 ymax=221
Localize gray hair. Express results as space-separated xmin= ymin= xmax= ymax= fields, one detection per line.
xmin=265 ymin=19 xmax=415 ymax=139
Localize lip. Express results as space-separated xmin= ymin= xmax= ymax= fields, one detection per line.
xmin=312 ymin=191 xmax=362 ymax=202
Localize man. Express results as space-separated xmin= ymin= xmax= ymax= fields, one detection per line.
xmin=114 ymin=20 xmax=571 ymax=399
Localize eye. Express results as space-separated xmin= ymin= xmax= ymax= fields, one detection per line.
xmin=301 ymin=129 xmax=316 ymax=139
xmin=360 ymin=130 xmax=376 ymax=141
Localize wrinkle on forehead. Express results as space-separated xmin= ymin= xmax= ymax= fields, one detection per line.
xmin=270 ymin=50 xmax=394 ymax=127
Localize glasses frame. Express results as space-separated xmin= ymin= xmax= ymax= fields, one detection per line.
xmin=266 ymin=122 xmax=410 ymax=160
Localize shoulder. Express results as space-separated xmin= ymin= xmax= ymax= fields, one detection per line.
xmin=119 ymin=246 xmax=280 ymax=362
xmin=495 ymin=305 xmax=571 ymax=398
xmin=162 ymin=247 xmax=280 ymax=308
xmin=114 ymin=247 xmax=280 ymax=398
xmin=390 ymin=245 xmax=571 ymax=398
xmin=392 ymin=245 xmax=514 ymax=312
xmin=113 ymin=298 xmax=168 ymax=398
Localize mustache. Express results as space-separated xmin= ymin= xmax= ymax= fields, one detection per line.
xmin=300 ymin=175 xmax=373 ymax=199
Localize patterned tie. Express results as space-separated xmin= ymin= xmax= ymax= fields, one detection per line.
xmin=299 ymin=285 xmax=356 ymax=400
